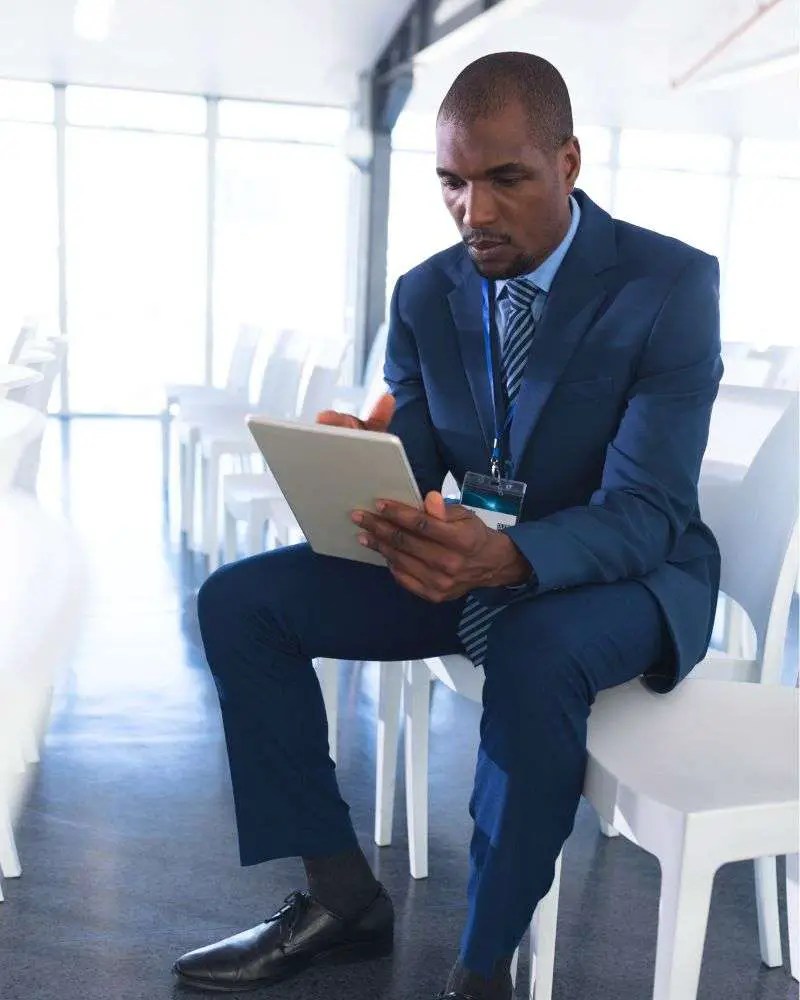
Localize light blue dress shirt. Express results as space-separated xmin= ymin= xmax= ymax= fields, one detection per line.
xmin=494 ymin=194 xmax=581 ymax=348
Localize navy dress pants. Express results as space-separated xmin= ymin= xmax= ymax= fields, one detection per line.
xmin=197 ymin=542 xmax=666 ymax=976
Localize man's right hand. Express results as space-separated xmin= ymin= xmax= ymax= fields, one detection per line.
xmin=317 ymin=392 xmax=396 ymax=433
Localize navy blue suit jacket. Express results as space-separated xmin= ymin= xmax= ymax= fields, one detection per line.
xmin=384 ymin=189 xmax=723 ymax=693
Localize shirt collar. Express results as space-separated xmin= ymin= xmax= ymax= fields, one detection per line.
xmin=496 ymin=193 xmax=581 ymax=299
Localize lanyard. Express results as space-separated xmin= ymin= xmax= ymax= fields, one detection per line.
xmin=481 ymin=278 xmax=515 ymax=479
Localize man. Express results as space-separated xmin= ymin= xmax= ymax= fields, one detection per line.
xmin=173 ymin=52 xmax=722 ymax=1000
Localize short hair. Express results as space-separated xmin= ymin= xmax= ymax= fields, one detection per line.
xmin=437 ymin=51 xmax=573 ymax=151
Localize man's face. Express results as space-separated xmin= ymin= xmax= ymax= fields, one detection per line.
xmin=435 ymin=101 xmax=581 ymax=279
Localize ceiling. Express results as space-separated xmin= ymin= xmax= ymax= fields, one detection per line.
xmin=408 ymin=0 xmax=800 ymax=138
xmin=0 ymin=0 xmax=411 ymax=105
xmin=0 ymin=0 xmax=796 ymax=136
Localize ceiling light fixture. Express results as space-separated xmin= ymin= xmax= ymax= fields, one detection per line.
xmin=73 ymin=0 xmax=115 ymax=41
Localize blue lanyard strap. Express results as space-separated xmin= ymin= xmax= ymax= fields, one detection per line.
xmin=481 ymin=278 xmax=515 ymax=479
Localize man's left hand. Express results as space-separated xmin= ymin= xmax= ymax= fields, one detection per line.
xmin=352 ymin=491 xmax=532 ymax=602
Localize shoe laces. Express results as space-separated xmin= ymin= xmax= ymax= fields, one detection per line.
xmin=271 ymin=890 xmax=309 ymax=941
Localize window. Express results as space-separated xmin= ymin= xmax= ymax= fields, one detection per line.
xmin=739 ymin=138 xmax=800 ymax=179
xmin=619 ymin=130 xmax=731 ymax=173
xmin=615 ymin=130 xmax=731 ymax=257
xmin=65 ymin=129 xmax=207 ymax=413
xmin=213 ymin=139 xmax=351 ymax=383
xmin=724 ymin=175 xmax=800 ymax=348
xmin=0 ymin=79 xmax=54 ymax=123
xmin=387 ymin=151 xmax=456 ymax=296
xmin=0 ymin=122 xmax=58 ymax=351
xmin=66 ymin=86 xmax=207 ymax=134
xmin=218 ymin=100 xmax=348 ymax=144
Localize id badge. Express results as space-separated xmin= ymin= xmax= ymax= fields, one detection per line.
xmin=460 ymin=471 xmax=526 ymax=531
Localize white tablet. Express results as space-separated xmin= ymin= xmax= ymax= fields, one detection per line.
xmin=246 ymin=416 xmax=423 ymax=566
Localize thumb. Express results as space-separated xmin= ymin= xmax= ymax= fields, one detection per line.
xmin=363 ymin=392 xmax=396 ymax=432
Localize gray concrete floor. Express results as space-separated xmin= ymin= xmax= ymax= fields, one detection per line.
xmin=0 ymin=417 xmax=796 ymax=1000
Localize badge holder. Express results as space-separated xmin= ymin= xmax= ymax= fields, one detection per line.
xmin=460 ymin=471 xmax=526 ymax=531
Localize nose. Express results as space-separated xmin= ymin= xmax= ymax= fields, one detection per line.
xmin=462 ymin=182 xmax=498 ymax=232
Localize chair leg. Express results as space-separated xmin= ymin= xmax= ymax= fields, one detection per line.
xmin=404 ymin=660 xmax=430 ymax=880
xmin=245 ymin=510 xmax=264 ymax=557
xmin=202 ymin=452 xmax=221 ymax=569
xmin=315 ymin=658 xmax=339 ymax=764
xmin=161 ymin=408 xmax=171 ymax=497
xmin=529 ymin=851 xmax=563 ymax=1000
xmin=374 ymin=661 xmax=403 ymax=847
xmin=599 ymin=818 xmax=620 ymax=838
xmin=223 ymin=509 xmax=238 ymax=565
xmin=652 ymin=852 xmax=716 ymax=1000
xmin=754 ymin=856 xmax=783 ymax=967
xmin=786 ymin=853 xmax=799 ymax=981
xmin=0 ymin=802 xmax=21 ymax=879
xmin=179 ymin=436 xmax=192 ymax=538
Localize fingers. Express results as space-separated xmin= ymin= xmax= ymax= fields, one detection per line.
xmin=363 ymin=393 xmax=396 ymax=432
xmin=356 ymin=512 xmax=462 ymax=577
xmin=423 ymin=491 xmax=470 ymax=522
xmin=316 ymin=410 xmax=364 ymax=430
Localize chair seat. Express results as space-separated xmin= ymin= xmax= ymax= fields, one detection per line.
xmin=0 ymin=400 xmax=46 ymax=491
xmin=588 ymin=679 xmax=798 ymax=823
xmin=166 ymin=384 xmax=244 ymax=408
xmin=424 ymin=654 xmax=483 ymax=704
xmin=224 ymin=472 xmax=279 ymax=504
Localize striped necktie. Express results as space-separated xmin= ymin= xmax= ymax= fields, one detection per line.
xmin=457 ymin=278 xmax=540 ymax=667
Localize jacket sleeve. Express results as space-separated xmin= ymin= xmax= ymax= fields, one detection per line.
xmin=383 ymin=275 xmax=448 ymax=497
xmin=501 ymin=254 xmax=722 ymax=596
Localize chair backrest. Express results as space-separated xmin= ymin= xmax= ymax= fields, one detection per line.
xmin=224 ymin=324 xmax=263 ymax=397
xmin=297 ymin=365 xmax=341 ymax=423
xmin=7 ymin=323 xmax=36 ymax=365
xmin=700 ymin=386 xmax=798 ymax=680
xmin=0 ymin=491 xmax=86 ymax=823
xmin=7 ymin=340 xmax=64 ymax=413
xmin=254 ymin=354 xmax=306 ymax=419
xmin=364 ymin=322 xmax=389 ymax=390
xmin=358 ymin=358 xmax=390 ymax=422
xmin=0 ymin=401 xmax=46 ymax=493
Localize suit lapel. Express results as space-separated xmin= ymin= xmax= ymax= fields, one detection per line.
xmin=447 ymin=257 xmax=493 ymax=450
xmin=508 ymin=193 xmax=617 ymax=473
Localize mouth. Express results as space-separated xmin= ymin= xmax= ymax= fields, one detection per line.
xmin=467 ymin=240 xmax=509 ymax=260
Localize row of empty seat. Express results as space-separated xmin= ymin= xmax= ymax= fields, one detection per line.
xmin=0 ymin=323 xmax=86 ymax=903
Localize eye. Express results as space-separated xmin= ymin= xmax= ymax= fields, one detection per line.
xmin=493 ymin=176 xmax=521 ymax=188
xmin=439 ymin=175 xmax=464 ymax=191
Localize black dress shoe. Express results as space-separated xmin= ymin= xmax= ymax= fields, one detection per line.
xmin=173 ymin=887 xmax=393 ymax=992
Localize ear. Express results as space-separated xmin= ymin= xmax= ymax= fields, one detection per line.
xmin=562 ymin=136 xmax=581 ymax=191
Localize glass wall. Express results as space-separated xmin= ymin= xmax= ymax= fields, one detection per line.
xmin=388 ymin=111 xmax=800 ymax=350
xmin=0 ymin=80 xmax=352 ymax=415
xmin=0 ymin=82 xmax=58 ymax=354
xmin=213 ymin=102 xmax=350 ymax=385
xmin=65 ymin=88 xmax=208 ymax=413
xmin=1 ymin=78 xmax=798 ymax=413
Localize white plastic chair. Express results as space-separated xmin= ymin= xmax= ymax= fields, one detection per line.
xmin=163 ymin=324 xmax=263 ymax=493
xmin=384 ymin=390 xmax=798 ymax=998
xmin=175 ymin=329 xmax=292 ymax=545
xmin=5 ymin=341 xmax=65 ymax=493
xmin=0 ymin=492 xmax=86 ymax=901
xmin=175 ymin=332 xmax=302 ymax=553
xmin=195 ymin=347 xmax=307 ymax=569
xmin=221 ymin=363 xmax=344 ymax=564
xmin=582 ymin=679 xmax=798 ymax=1000
xmin=0 ymin=401 xmax=46 ymax=493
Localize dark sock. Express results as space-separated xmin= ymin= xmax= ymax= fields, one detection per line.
xmin=444 ymin=956 xmax=513 ymax=1000
xmin=302 ymin=847 xmax=380 ymax=917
